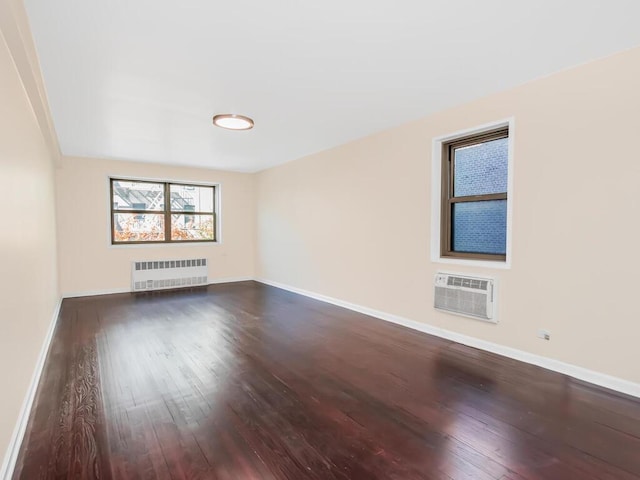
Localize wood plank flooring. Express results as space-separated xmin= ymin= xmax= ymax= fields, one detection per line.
xmin=13 ymin=281 xmax=640 ymax=479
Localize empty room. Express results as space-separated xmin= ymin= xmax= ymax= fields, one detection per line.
xmin=2 ymin=0 xmax=640 ymax=479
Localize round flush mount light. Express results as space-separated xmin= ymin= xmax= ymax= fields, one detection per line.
xmin=212 ymin=114 xmax=254 ymax=130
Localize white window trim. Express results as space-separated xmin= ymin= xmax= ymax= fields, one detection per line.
xmin=106 ymin=174 xmax=223 ymax=248
xmin=430 ymin=117 xmax=515 ymax=269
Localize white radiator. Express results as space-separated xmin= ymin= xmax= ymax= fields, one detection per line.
xmin=434 ymin=273 xmax=496 ymax=322
xmin=131 ymin=258 xmax=208 ymax=292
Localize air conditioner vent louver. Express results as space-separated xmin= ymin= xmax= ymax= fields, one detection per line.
xmin=132 ymin=258 xmax=208 ymax=292
xmin=447 ymin=276 xmax=488 ymax=290
xmin=435 ymin=273 xmax=496 ymax=322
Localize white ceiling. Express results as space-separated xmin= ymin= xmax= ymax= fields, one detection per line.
xmin=24 ymin=0 xmax=640 ymax=172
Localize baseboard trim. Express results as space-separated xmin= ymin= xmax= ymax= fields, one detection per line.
xmin=255 ymin=278 xmax=640 ymax=399
xmin=62 ymin=277 xmax=254 ymax=299
xmin=0 ymin=297 xmax=63 ymax=480
xmin=208 ymin=276 xmax=254 ymax=285
xmin=62 ymin=287 xmax=131 ymax=298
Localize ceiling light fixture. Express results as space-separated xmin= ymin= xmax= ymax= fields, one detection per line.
xmin=212 ymin=114 xmax=254 ymax=131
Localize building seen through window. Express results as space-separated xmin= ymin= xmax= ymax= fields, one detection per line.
xmin=110 ymin=179 xmax=216 ymax=244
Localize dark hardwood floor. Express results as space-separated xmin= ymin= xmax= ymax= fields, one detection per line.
xmin=13 ymin=281 xmax=640 ymax=479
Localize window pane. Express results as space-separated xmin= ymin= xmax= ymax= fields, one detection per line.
xmin=170 ymin=184 xmax=214 ymax=212
xmin=113 ymin=213 xmax=165 ymax=242
xmin=453 ymin=137 xmax=508 ymax=197
xmin=452 ymin=200 xmax=507 ymax=254
xmin=112 ymin=180 xmax=165 ymax=211
xmin=171 ymin=214 xmax=215 ymax=241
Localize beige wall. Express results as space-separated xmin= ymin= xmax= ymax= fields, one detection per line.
xmin=0 ymin=22 xmax=59 ymax=465
xmin=2 ymin=4 xmax=640 ymax=469
xmin=56 ymin=156 xmax=256 ymax=296
xmin=256 ymin=47 xmax=640 ymax=384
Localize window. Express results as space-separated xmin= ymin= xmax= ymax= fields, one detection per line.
xmin=440 ymin=127 xmax=509 ymax=261
xmin=110 ymin=178 xmax=216 ymax=244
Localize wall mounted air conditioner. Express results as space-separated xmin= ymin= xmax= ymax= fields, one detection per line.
xmin=434 ymin=273 xmax=496 ymax=323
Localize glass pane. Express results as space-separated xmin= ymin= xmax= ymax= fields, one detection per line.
xmin=112 ymin=180 xmax=165 ymax=211
xmin=171 ymin=214 xmax=215 ymax=241
xmin=170 ymin=184 xmax=214 ymax=212
xmin=452 ymin=200 xmax=507 ymax=254
xmin=453 ymin=137 xmax=508 ymax=197
xmin=113 ymin=213 xmax=165 ymax=242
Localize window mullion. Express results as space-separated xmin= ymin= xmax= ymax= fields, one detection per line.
xmin=450 ymin=193 xmax=507 ymax=203
xmin=164 ymin=182 xmax=171 ymax=242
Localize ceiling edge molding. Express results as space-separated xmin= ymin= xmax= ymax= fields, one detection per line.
xmin=0 ymin=0 xmax=61 ymax=165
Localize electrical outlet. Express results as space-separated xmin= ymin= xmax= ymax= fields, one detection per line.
xmin=537 ymin=329 xmax=551 ymax=341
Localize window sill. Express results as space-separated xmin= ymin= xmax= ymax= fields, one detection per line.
xmin=108 ymin=241 xmax=221 ymax=249
xmin=431 ymin=256 xmax=511 ymax=270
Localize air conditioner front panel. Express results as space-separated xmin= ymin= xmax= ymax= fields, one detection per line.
xmin=434 ymin=273 xmax=496 ymax=323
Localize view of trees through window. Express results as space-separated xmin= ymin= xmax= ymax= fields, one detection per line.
xmin=111 ymin=179 xmax=215 ymax=243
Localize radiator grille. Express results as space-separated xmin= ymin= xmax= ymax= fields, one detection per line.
xmin=132 ymin=258 xmax=208 ymax=292
xmin=134 ymin=258 xmax=206 ymax=271
xmin=133 ymin=276 xmax=208 ymax=291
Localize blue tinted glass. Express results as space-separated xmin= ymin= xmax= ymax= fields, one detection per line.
xmin=452 ymin=200 xmax=507 ymax=254
xmin=454 ymin=137 xmax=508 ymax=197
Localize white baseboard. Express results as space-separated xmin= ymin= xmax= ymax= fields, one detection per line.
xmin=62 ymin=287 xmax=130 ymax=298
xmin=208 ymin=276 xmax=254 ymax=285
xmin=62 ymin=277 xmax=254 ymax=298
xmin=0 ymin=298 xmax=63 ymax=480
xmin=255 ymin=278 xmax=640 ymax=399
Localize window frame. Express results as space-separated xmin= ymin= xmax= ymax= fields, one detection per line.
xmin=110 ymin=177 xmax=217 ymax=245
xmin=440 ymin=128 xmax=508 ymax=261
xmin=431 ymin=118 xmax=514 ymax=269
